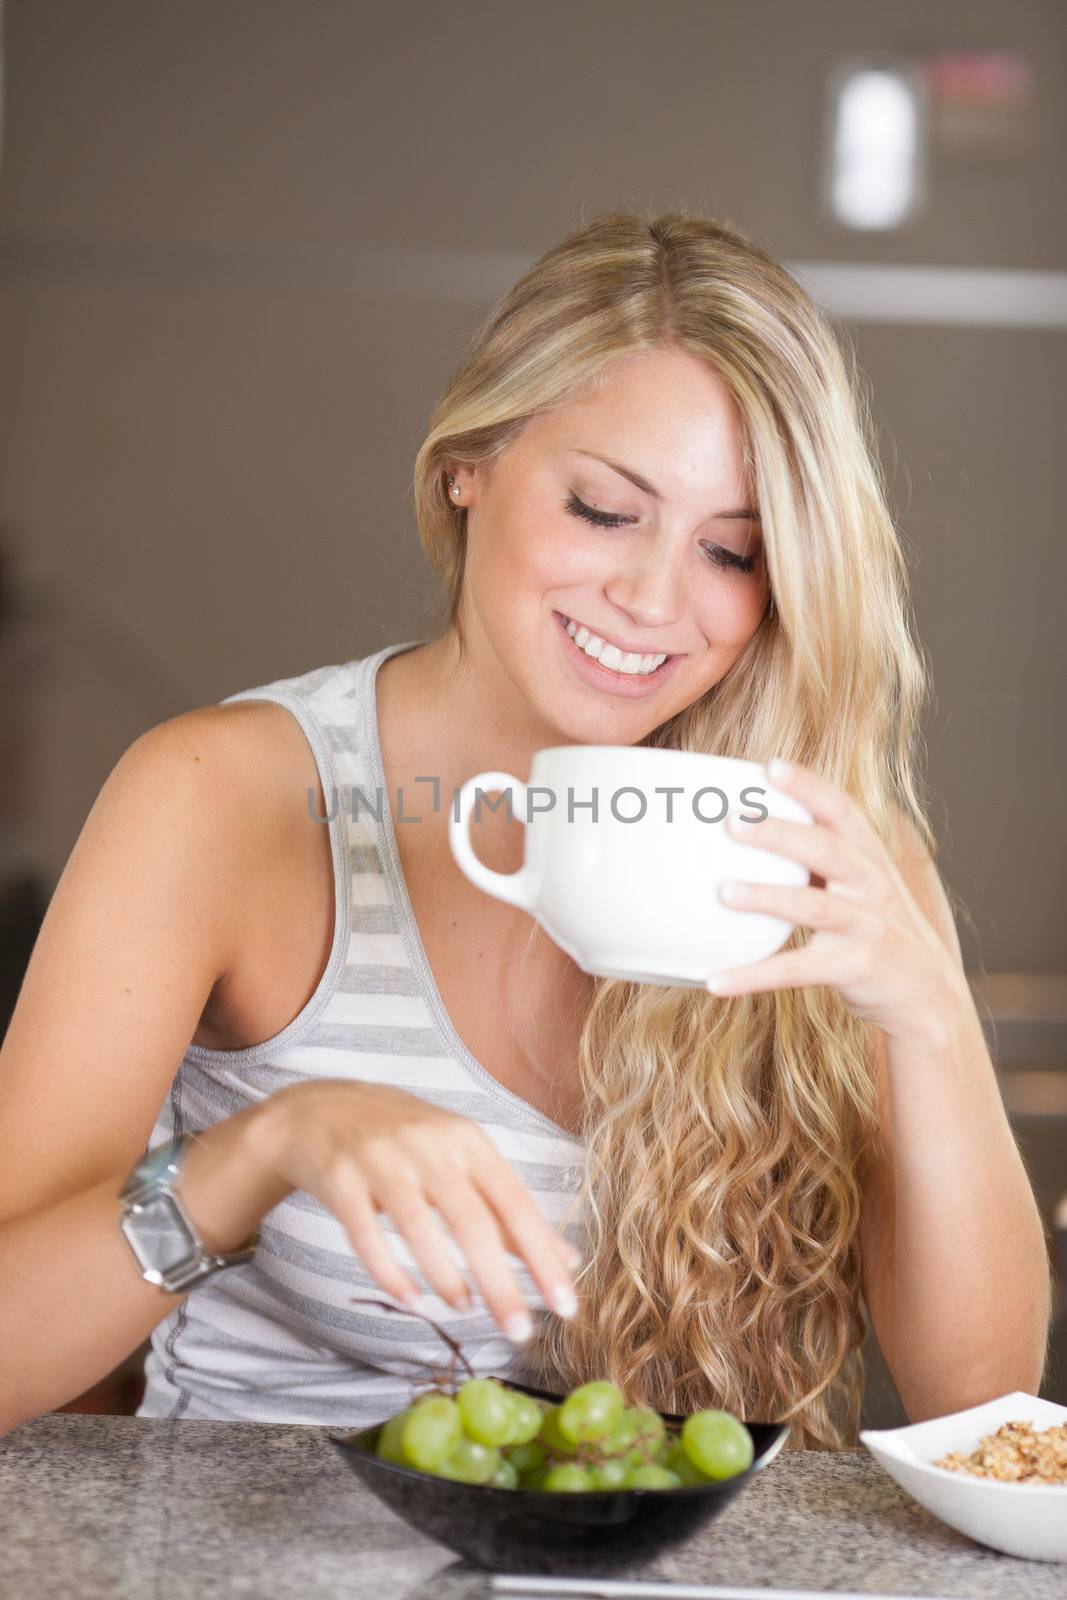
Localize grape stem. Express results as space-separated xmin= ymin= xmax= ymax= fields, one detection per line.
xmin=348 ymin=1295 xmax=477 ymax=1382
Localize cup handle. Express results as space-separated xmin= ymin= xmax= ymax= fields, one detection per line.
xmin=448 ymin=770 xmax=535 ymax=912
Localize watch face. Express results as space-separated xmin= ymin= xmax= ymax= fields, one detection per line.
xmin=120 ymin=1193 xmax=198 ymax=1277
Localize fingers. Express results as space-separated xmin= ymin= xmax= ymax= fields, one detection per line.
xmin=763 ymin=758 xmax=873 ymax=853
xmin=422 ymin=1168 xmax=549 ymax=1344
xmin=729 ymin=810 xmax=871 ymax=887
xmin=470 ymin=1155 xmax=580 ymax=1317
xmin=718 ymin=879 xmax=870 ymax=925
xmin=293 ymin=1095 xmax=584 ymax=1343
xmin=705 ymin=946 xmax=823 ymax=995
xmin=372 ymin=1174 xmax=476 ymax=1315
xmin=316 ymin=1155 xmax=424 ymax=1309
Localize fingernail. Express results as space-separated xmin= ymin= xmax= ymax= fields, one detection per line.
xmin=565 ymin=1245 xmax=583 ymax=1270
xmin=768 ymin=758 xmax=791 ymax=782
xmin=551 ymin=1284 xmax=577 ymax=1319
xmin=504 ymin=1310 xmax=534 ymax=1345
xmin=719 ymin=880 xmax=747 ymax=904
xmin=401 ymin=1290 xmax=432 ymax=1314
xmin=705 ymin=972 xmax=733 ymax=993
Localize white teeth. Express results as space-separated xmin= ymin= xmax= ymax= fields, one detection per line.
xmin=561 ymin=615 xmax=667 ymax=676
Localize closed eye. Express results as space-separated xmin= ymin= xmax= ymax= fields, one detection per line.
xmin=563 ymin=491 xmax=758 ymax=575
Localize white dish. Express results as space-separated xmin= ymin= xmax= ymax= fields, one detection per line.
xmin=860 ymin=1390 xmax=1067 ymax=1562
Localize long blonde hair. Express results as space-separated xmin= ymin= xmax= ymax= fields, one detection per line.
xmin=412 ymin=209 xmax=937 ymax=1450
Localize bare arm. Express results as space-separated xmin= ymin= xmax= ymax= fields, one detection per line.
xmin=0 ymin=710 xmax=579 ymax=1434
xmin=0 ymin=712 xmax=286 ymax=1432
xmin=0 ymin=1113 xmax=289 ymax=1433
xmin=858 ymin=818 xmax=1053 ymax=1420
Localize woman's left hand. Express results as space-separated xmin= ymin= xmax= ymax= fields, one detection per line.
xmin=705 ymin=758 xmax=966 ymax=1048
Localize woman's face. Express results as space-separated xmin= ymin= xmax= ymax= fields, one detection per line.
xmin=454 ymin=345 xmax=772 ymax=744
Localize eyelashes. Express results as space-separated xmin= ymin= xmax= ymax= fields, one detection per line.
xmin=563 ymin=491 xmax=757 ymax=575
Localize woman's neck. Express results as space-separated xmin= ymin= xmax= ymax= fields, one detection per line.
xmin=375 ymin=628 xmax=564 ymax=851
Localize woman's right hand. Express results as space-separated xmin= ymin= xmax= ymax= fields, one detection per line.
xmin=247 ymin=1080 xmax=581 ymax=1344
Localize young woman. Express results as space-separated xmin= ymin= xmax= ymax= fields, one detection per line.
xmin=0 ymin=211 xmax=1051 ymax=1449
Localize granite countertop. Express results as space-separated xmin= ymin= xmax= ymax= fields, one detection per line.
xmin=0 ymin=1413 xmax=1062 ymax=1599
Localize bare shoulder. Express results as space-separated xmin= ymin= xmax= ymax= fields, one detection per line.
xmin=147 ymin=697 xmax=317 ymax=784
xmin=113 ymin=697 xmax=329 ymax=990
xmin=0 ymin=696 xmax=323 ymax=1219
xmin=142 ymin=697 xmax=324 ymax=842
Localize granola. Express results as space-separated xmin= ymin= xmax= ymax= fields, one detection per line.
xmin=932 ymin=1419 xmax=1067 ymax=1485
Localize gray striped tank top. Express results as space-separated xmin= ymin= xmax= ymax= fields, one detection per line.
xmin=136 ymin=639 xmax=588 ymax=1425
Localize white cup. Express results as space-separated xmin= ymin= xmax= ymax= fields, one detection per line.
xmin=448 ymin=745 xmax=814 ymax=987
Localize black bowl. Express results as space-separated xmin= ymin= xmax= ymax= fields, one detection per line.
xmin=329 ymin=1378 xmax=790 ymax=1574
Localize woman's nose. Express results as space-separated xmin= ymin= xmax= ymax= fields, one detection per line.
xmin=603 ymin=539 xmax=687 ymax=629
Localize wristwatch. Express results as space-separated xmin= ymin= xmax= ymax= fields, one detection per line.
xmin=118 ymin=1135 xmax=260 ymax=1293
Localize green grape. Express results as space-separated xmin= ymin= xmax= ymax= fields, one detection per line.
xmin=489 ymin=1455 xmax=520 ymax=1489
xmin=680 ymin=1410 xmax=754 ymax=1480
xmin=542 ymin=1463 xmax=595 ymax=1492
xmin=558 ymin=1381 xmax=625 ymax=1443
xmin=506 ymin=1392 xmax=544 ymax=1445
xmin=628 ymin=1405 xmax=667 ymax=1454
xmin=663 ymin=1439 xmax=712 ymax=1487
xmin=627 ymin=1463 xmax=682 ymax=1489
xmin=506 ymin=1440 xmax=546 ymax=1475
xmin=590 ymin=1456 xmax=630 ymax=1490
xmin=518 ymin=1465 xmax=548 ymax=1491
xmin=600 ymin=1409 xmax=639 ymax=1458
xmin=437 ymin=1435 xmax=500 ymax=1484
xmin=536 ymin=1403 xmax=580 ymax=1456
xmin=375 ymin=1410 xmax=409 ymax=1464
xmin=456 ymin=1377 xmax=517 ymax=1447
xmin=400 ymin=1394 xmax=462 ymax=1472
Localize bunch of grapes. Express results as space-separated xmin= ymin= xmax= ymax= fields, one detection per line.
xmin=374 ymin=1377 xmax=754 ymax=1492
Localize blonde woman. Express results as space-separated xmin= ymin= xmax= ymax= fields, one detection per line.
xmin=0 ymin=211 xmax=1052 ymax=1450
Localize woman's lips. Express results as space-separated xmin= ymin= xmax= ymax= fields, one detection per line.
xmin=553 ymin=610 xmax=683 ymax=697
xmin=556 ymin=609 xmax=675 ymax=662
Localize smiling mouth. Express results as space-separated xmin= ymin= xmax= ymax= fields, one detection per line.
xmin=554 ymin=611 xmax=679 ymax=677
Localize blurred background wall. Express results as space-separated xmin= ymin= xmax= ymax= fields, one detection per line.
xmin=0 ymin=0 xmax=1064 ymax=1423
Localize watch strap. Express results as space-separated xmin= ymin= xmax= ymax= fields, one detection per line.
xmin=119 ymin=1134 xmax=260 ymax=1293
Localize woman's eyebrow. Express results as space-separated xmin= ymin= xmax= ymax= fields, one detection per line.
xmin=571 ymin=449 xmax=760 ymax=521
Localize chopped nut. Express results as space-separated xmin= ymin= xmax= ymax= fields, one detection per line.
xmin=932 ymin=1419 xmax=1067 ymax=1484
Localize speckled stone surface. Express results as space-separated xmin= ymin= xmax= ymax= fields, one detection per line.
xmin=0 ymin=1414 xmax=1062 ymax=1598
